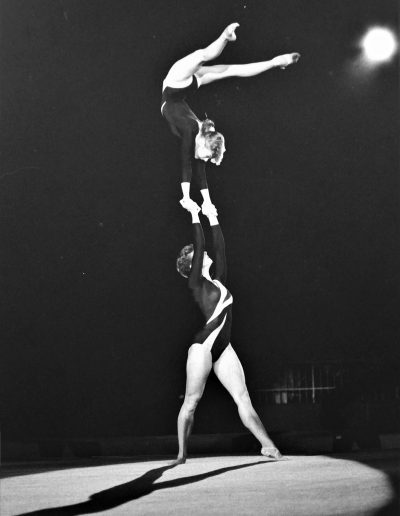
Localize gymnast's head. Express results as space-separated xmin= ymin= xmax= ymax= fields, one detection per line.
xmin=195 ymin=119 xmax=226 ymax=165
xmin=176 ymin=245 xmax=213 ymax=278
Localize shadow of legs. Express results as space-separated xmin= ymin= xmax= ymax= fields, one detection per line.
xmin=17 ymin=459 xmax=270 ymax=515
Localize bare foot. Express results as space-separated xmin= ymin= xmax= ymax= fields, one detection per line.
xmin=261 ymin=447 xmax=288 ymax=460
xmin=273 ymin=52 xmax=301 ymax=69
xmin=169 ymin=456 xmax=186 ymax=466
xmin=224 ymin=23 xmax=240 ymax=41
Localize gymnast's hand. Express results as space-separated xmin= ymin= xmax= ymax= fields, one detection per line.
xmin=201 ymin=201 xmax=218 ymax=218
xmin=180 ymin=198 xmax=200 ymax=213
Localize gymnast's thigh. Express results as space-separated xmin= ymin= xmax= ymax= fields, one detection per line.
xmin=213 ymin=344 xmax=249 ymax=401
xmin=184 ymin=343 xmax=213 ymax=397
xmin=166 ymin=50 xmax=205 ymax=83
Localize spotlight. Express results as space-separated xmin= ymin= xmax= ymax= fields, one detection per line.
xmin=361 ymin=27 xmax=398 ymax=63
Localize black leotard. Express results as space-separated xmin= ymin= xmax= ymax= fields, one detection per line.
xmin=161 ymin=75 xmax=199 ymax=110
xmin=161 ymin=76 xmax=207 ymax=190
xmin=188 ymin=221 xmax=233 ymax=362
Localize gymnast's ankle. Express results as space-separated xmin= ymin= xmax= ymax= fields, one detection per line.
xmin=261 ymin=446 xmax=285 ymax=460
xmin=170 ymin=455 xmax=187 ymax=465
xmin=273 ymin=53 xmax=301 ymax=69
xmin=224 ymin=23 xmax=240 ymax=41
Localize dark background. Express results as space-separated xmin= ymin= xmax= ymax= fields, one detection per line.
xmin=1 ymin=0 xmax=398 ymax=440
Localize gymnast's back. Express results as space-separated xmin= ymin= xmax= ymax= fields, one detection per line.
xmin=161 ymin=76 xmax=199 ymax=137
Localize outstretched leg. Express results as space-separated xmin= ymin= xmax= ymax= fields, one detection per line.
xmin=172 ymin=344 xmax=212 ymax=465
xmin=196 ymin=53 xmax=300 ymax=85
xmin=164 ymin=23 xmax=239 ymax=85
xmin=213 ymin=344 xmax=284 ymax=459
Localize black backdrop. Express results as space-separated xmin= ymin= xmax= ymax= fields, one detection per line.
xmin=1 ymin=0 xmax=398 ymax=439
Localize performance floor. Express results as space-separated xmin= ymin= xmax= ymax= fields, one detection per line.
xmin=2 ymin=451 xmax=399 ymax=515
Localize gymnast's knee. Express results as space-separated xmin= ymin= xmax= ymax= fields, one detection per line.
xmin=234 ymin=390 xmax=252 ymax=408
xmin=182 ymin=393 xmax=202 ymax=414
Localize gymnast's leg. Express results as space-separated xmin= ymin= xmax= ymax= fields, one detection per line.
xmin=164 ymin=23 xmax=239 ymax=85
xmin=172 ymin=344 xmax=212 ymax=465
xmin=213 ymin=344 xmax=284 ymax=459
xmin=196 ymin=53 xmax=300 ymax=86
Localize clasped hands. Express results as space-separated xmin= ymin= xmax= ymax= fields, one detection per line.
xmin=180 ymin=197 xmax=218 ymax=217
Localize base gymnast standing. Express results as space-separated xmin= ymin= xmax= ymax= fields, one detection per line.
xmin=162 ymin=22 xmax=300 ymax=215
xmin=173 ymin=200 xmax=283 ymax=464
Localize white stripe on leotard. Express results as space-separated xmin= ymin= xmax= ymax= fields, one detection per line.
xmin=162 ymin=74 xmax=202 ymax=92
xmin=206 ymin=280 xmax=233 ymax=325
xmin=162 ymin=75 xmax=194 ymax=91
xmin=202 ymin=314 xmax=227 ymax=353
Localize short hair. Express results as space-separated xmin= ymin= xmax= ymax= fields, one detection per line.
xmin=201 ymin=118 xmax=216 ymax=135
xmin=200 ymin=119 xmax=225 ymax=166
xmin=205 ymin=131 xmax=225 ymax=165
xmin=176 ymin=244 xmax=194 ymax=278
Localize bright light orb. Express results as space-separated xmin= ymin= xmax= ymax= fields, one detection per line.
xmin=362 ymin=27 xmax=397 ymax=62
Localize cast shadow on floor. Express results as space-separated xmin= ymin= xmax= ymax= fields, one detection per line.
xmin=17 ymin=459 xmax=270 ymax=515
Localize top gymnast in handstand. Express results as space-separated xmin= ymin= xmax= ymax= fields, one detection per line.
xmin=161 ymin=22 xmax=300 ymax=214
xmin=173 ymin=200 xmax=283 ymax=464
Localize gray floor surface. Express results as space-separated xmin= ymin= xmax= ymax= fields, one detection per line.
xmin=1 ymin=450 xmax=399 ymax=515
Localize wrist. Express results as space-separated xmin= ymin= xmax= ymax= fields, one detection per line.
xmin=208 ymin=215 xmax=219 ymax=226
xmin=200 ymin=189 xmax=211 ymax=203
xmin=181 ymin=182 xmax=190 ymax=199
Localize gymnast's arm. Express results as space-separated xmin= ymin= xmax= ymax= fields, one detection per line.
xmin=208 ymin=211 xmax=227 ymax=284
xmin=187 ymin=206 xmax=205 ymax=289
xmin=180 ymin=131 xmax=193 ymax=186
xmin=193 ymin=158 xmax=208 ymax=191
xmin=181 ymin=129 xmax=210 ymax=204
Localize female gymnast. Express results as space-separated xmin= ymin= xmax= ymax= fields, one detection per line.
xmin=173 ymin=199 xmax=283 ymax=464
xmin=162 ymin=22 xmax=300 ymax=215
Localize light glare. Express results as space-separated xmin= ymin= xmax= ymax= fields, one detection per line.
xmin=362 ymin=27 xmax=397 ymax=62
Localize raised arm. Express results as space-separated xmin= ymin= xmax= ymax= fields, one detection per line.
xmin=181 ymin=202 xmax=205 ymax=289
xmin=207 ymin=209 xmax=227 ymax=284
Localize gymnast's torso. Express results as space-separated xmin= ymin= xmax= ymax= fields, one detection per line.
xmin=161 ymin=75 xmax=200 ymax=138
xmin=192 ymin=278 xmax=233 ymax=362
